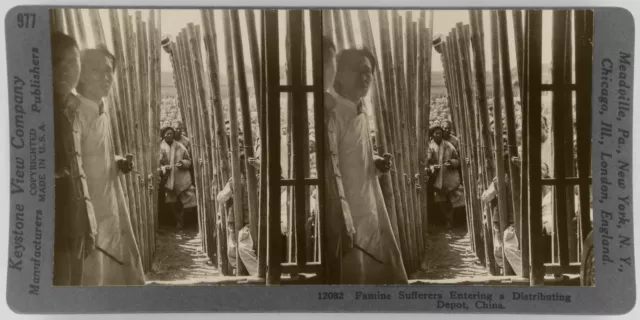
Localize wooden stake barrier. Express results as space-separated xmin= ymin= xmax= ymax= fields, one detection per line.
xmin=497 ymin=10 xmax=522 ymax=252
xmin=200 ymin=9 xmax=231 ymax=274
xmin=394 ymin=13 xmax=419 ymax=272
xmin=356 ymin=10 xmax=401 ymax=256
xmin=231 ymin=9 xmax=260 ymax=253
xmin=377 ymin=10 xmax=412 ymax=267
xmin=54 ymin=9 xmax=160 ymax=272
xmin=490 ymin=10 xmax=514 ymax=275
xmin=525 ymin=10 xmax=545 ymax=285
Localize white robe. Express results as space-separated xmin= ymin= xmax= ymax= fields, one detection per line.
xmin=326 ymin=92 xmax=407 ymax=284
xmin=75 ymin=94 xmax=145 ymax=286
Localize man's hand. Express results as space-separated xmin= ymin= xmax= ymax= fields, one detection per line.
xmin=511 ymin=156 xmax=521 ymax=167
xmin=375 ymin=153 xmax=393 ymax=173
xmin=117 ymin=153 xmax=135 ymax=174
xmin=444 ymin=160 xmax=452 ymax=168
xmin=247 ymin=157 xmax=260 ymax=169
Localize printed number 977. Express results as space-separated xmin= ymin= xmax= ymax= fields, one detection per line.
xmin=17 ymin=13 xmax=36 ymax=28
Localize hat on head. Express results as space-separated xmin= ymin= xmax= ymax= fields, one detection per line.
xmin=430 ymin=120 xmax=443 ymax=134
xmin=160 ymin=126 xmax=175 ymax=138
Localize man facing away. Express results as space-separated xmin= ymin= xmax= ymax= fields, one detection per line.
xmin=68 ymin=47 xmax=145 ymax=285
xmin=324 ymin=44 xmax=408 ymax=284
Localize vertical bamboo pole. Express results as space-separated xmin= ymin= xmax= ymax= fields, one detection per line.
xmin=394 ymin=13 xmax=417 ymax=271
xmin=526 ymin=10 xmax=545 ymax=285
xmin=343 ymin=10 xmax=356 ymax=48
xmin=574 ymin=10 xmax=593 ymax=246
xmin=378 ymin=10 xmax=411 ymax=265
xmin=265 ymin=9 xmax=283 ymax=284
xmin=323 ymin=10 xmax=334 ymax=41
xmin=136 ymin=12 xmax=150 ymax=269
xmin=201 ymin=9 xmax=230 ymax=274
xmin=466 ymin=14 xmax=498 ymax=274
xmin=395 ymin=13 xmax=417 ymax=271
xmin=124 ymin=12 xmax=146 ymax=257
xmin=231 ymin=9 xmax=260 ymax=250
xmin=442 ymin=38 xmax=480 ymax=259
xmin=406 ymin=15 xmax=422 ymax=256
xmin=109 ymin=9 xmax=140 ymax=255
xmin=245 ymin=10 xmax=262 ymax=125
xmin=512 ymin=10 xmax=525 ymax=103
xmin=445 ymin=35 xmax=473 ymax=245
xmin=287 ymin=9 xmax=307 ymax=268
xmin=148 ymin=9 xmax=159 ymax=263
xmin=124 ymin=12 xmax=146 ymax=252
xmin=520 ymin=10 xmax=531 ymax=279
xmin=562 ymin=13 xmax=578 ymax=263
xmin=551 ymin=10 xmax=570 ymax=267
xmin=498 ymin=10 xmax=522 ymax=248
xmin=490 ymin=11 xmax=513 ymax=275
xmin=451 ymin=27 xmax=495 ymax=273
xmin=177 ymin=30 xmax=205 ymax=251
xmin=51 ymin=9 xmax=65 ymax=33
xmin=357 ymin=10 xmax=401 ymax=248
xmin=257 ymin=9 xmax=268 ymax=278
xmin=63 ymin=9 xmax=75 ymax=37
xmin=73 ymin=9 xmax=87 ymax=46
xmin=332 ymin=10 xmax=346 ymax=50
xmin=193 ymin=23 xmax=216 ymax=258
xmin=416 ymin=13 xmax=425 ymax=237
xmin=308 ymin=8 xmax=324 ymax=274
xmin=223 ymin=10 xmax=248 ymax=276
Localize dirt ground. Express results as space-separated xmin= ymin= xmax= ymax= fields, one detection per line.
xmin=145 ymin=226 xmax=223 ymax=285
xmin=412 ymin=227 xmax=488 ymax=281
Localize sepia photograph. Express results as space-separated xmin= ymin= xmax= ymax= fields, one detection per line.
xmin=49 ymin=8 xmax=594 ymax=287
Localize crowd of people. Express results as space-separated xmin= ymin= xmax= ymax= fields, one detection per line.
xmin=51 ymin=24 xmax=580 ymax=286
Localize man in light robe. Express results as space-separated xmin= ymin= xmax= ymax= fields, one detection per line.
xmin=70 ymin=48 xmax=146 ymax=285
xmin=325 ymin=46 xmax=408 ymax=284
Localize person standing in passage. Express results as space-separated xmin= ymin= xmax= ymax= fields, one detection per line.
xmin=216 ymin=155 xmax=258 ymax=276
xmin=72 ymin=47 xmax=145 ymax=285
xmin=441 ymin=119 xmax=459 ymax=150
xmin=324 ymin=44 xmax=408 ymax=284
xmin=426 ymin=121 xmax=461 ymax=230
xmin=172 ymin=120 xmax=191 ymax=151
xmin=158 ymin=126 xmax=196 ymax=229
xmin=52 ymin=32 xmax=96 ymax=286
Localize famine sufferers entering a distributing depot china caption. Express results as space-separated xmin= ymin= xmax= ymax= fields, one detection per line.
xmin=50 ymin=8 xmax=595 ymax=286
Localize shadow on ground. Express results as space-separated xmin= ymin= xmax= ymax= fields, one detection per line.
xmin=412 ymin=227 xmax=487 ymax=281
xmin=145 ymin=227 xmax=220 ymax=284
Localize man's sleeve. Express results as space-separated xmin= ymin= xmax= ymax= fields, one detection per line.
xmin=181 ymin=147 xmax=192 ymax=169
xmin=481 ymin=179 xmax=498 ymax=204
xmin=217 ymin=179 xmax=233 ymax=203
xmin=449 ymin=146 xmax=460 ymax=168
xmin=114 ymin=155 xmax=126 ymax=176
xmin=70 ymin=112 xmax=98 ymax=236
xmin=326 ymin=112 xmax=356 ymax=236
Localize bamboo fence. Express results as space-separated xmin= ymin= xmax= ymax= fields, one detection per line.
xmin=53 ymin=8 xmax=594 ymax=285
xmin=52 ymin=8 xmax=161 ymax=272
xmin=437 ymin=9 xmax=593 ymax=283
